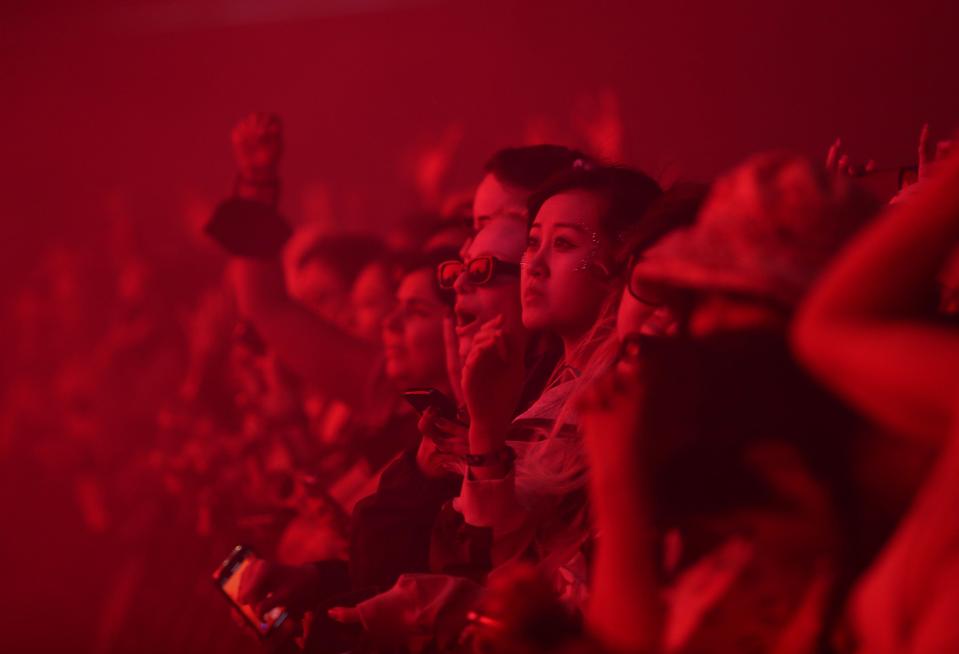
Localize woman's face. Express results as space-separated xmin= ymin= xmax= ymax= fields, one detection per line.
xmin=289 ymin=259 xmax=351 ymax=327
xmin=521 ymin=190 xmax=613 ymax=339
xmin=351 ymin=262 xmax=395 ymax=343
xmin=453 ymin=219 xmax=527 ymax=361
xmin=382 ymin=269 xmax=449 ymax=388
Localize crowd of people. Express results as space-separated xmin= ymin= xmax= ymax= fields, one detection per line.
xmin=6 ymin=110 xmax=958 ymax=654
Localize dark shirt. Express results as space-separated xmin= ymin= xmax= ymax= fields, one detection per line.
xmin=349 ymin=446 xmax=462 ymax=593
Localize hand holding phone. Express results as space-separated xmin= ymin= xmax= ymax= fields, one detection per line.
xmin=402 ymin=387 xmax=466 ymax=425
xmin=212 ymin=545 xmax=290 ymax=638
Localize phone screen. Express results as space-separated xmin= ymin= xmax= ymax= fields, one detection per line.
xmin=402 ymin=387 xmax=463 ymax=423
xmin=214 ymin=546 xmax=288 ymax=637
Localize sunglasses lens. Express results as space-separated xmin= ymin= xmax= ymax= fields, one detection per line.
xmin=437 ymin=262 xmax=462 ymax=289
xmin=467 ymin=257 xmax=492 ymax=285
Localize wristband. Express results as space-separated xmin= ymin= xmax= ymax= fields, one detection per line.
xmin=465 ymin=445 xmax=516 ymax=469
xmin=205 ymin=196 xmax=292 ymax=259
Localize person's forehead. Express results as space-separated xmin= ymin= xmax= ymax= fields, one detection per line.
xmin=473 ymin=173 xmax=528 ymax=216
xmin=396 ymin=269 xmax=436 ymax=301
xmin=467 ymin=219 xmax=527 ymax=261
xmin=532 ymin=189 xmax=602 ymax=229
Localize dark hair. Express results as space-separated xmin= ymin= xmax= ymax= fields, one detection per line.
xmin=296 ymin=233 xmax=387 ymax=286
xmin=617 ymin=182 xmax=708 ymax=268
xmin=395 ymin=246 xmax=460 ymax=308
xmin=528 ymin=164 xmax=663 ymax=274
xmin=483 ymin=145 xmax=589 ymax=191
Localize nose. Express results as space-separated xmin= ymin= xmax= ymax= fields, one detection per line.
xmin=383 ymin=304 xmax=404 ymax=334
xmin=452 ymin=267 xmax=473 ymax=294
xmin=524 ymin=246 xmax=549 ymax=279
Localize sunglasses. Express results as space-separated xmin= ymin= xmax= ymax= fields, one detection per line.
xmin=626 ymin=254 xmax=666 ymax=306
xmin=436 ymin=256 xmax=521 ymax=290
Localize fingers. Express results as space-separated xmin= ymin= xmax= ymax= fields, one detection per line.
xmin=919 ymin=122 xmax=930 ymax=163
xmin=328 ymin=606 xmax=362 ymax=624
xmin=936 ymin=139 xmax=954 ymax=162
xmin=419 ymin=407 xmax=468 ymax=442
xmin=467 ymin=315 xmax=515 ymax=364
xmin=825 ymin=138 xmax=841 ymax=172
xmin=919 ymin=123 xmax=931 ymax=179
xmin=254 ymin=591 xmax=285 ymax=618
xmin=577 ymin=359 xmax=644 ymax=415
xmin=837 ymin=154 xmax=850 ymax=175
xmin=416 ymin=407 xmax=434 ymax=434
xmin=443 ymin=316 xmax=464 ymax=403
xmin=433 ymin=415 xmax=468 ymax=438
xmin=434 ymin=438 xmax=470 ymax=457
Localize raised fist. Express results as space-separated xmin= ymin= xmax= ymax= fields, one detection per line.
xmin=232 ymin=112 xmax=284 ymax=182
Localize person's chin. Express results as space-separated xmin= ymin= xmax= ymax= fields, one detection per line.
xmin=385 ymin=361 xmax=409 ymax=386
xmin=521 ymin=307 xmax=549 ymax=331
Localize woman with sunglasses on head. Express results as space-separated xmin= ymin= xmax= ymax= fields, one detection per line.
xmin=347 ymin=148 xmax=588 ymax=592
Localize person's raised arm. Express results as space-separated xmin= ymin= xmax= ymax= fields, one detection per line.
xmin=578 ymin=357 xmax=663 ymax=653
xmin=210 ymin=113 xmax=378 ymax=405
xmin=229 ymin=260 xmax=378 ymax=405
xmin=793 ymin=131 xmax=959 ymax=444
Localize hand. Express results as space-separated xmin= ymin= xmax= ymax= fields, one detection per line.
xmin=232 ymin=112 xmax=284 ymax=182
xmin=577 ymin=352 xmax=646 ymax=476
xmin=918 ymin=123 xmax=954 ymax=181
xmin=443 ymin=317 xmax=464 ymax=405
xmin=460 ymin=315 xmax=525 ymax=447
xmin=229 ymin=607 xmax=304 ymax=652
xmin=416 ymin=407 xmax=469 ymax=477
xmin=327 ymin=606 xmax=361 ymax=624
xmin=237 ymin=559 xmax=323 ymax=620
xmin=825 ymin=137 xmax=876 ymax=177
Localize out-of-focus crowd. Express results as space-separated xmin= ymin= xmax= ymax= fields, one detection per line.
xmin=4 ymin=111 xmax=959 ymax=654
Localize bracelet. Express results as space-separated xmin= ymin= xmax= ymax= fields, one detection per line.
xmin=204 ymin=196 xmax=292 ymax=259
xmin=465 ymin=445 xmax=516 ymax=469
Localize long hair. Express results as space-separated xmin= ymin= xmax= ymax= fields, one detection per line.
xmin=511 ymin=184 xmax=711 ymax=561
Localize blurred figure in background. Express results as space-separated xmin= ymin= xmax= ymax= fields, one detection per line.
xmin=794 ymin=132 xmax=959 ymax=653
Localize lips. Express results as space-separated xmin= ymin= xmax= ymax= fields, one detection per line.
xmin=454 ymin=305 xmax=479 ymax=336
xmin=523 ymin=285 xmax=546 ymax=303
xmin=383 ymin=337 xmax=406 ymax=359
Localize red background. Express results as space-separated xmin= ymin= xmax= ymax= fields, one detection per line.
xmin=1 ymin=1 xmax=957 ymax=651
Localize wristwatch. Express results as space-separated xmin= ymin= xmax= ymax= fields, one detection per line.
xmin=465 ymin=445 xmax=516 ymax=468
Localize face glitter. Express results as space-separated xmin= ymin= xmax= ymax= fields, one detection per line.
xmin=573 ymin=223 xmax=603 ymax=272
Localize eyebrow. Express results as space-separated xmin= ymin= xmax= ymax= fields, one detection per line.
xmin=529 ymin=221 xmax=592 ymax=235
xmin=552 ymin=222 xmax=593 ymax=234
xmin=478 ymin=209 xmax=527 ymax=222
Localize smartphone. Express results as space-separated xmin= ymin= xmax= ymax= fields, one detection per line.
xmin=402 ymin=387 xmax=464 ymax=424
xmin=212 ymin=545 xmax=288 ymax=638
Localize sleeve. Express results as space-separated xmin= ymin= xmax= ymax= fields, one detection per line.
xmin=457 ymin=468 xmax=530 ymax=535
xmin=349 ymin=447 xmax=460 ymax=592
xmin=354 ymin=574 xmax=483 ymax=649
xmin=429 ymin=468 xmax=537 ymax=578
